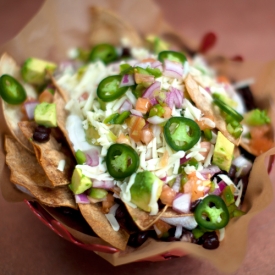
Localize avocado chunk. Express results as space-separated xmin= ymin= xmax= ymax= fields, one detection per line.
xmin=146 ymin=35 xmax=169 ymax=54
xmin=130 ymin=171 xmax=163 ymax=212
xmin=88 ymin=188 xmax=108 ymax=199
xmin=69 ymin=168 xmax=92 ymax=195
xmin=21 ymin=58 xmax=57 ymax=85
xmin=212 ymin=131 xmax=234 ymax=172
xmin=34 ymin=102 xmax=57 ymax=127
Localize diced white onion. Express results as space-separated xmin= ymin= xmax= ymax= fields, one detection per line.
xmin=57 ymin=159 xmax=66 ymax=172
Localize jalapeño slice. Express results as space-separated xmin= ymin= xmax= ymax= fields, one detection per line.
xmin=194 ymin=195 xmax=230 ymax=230
xmin=158 ymin=50 xmax=187 ymax=64
xmin=97 ymin=75 xmax=128 ymax=102
xmin=106 ymin=143 xmax=140 ymax=180
xmin=88 ymin=43 xmax=118 ymax=64
xmin=213 ymin=97 xmax=243 ymax=122
xmin=164 ymin=117 xmax=201 ymax=151
xmin=0 ymin=74 xmax=27 ymax=104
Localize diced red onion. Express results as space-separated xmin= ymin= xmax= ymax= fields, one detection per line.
xmin=172 ymin=87 xmax=184 ymax=108
xmin=233 ymin=155 xmax=253 ymax=177
xmin=172 ymin=193 xmax=191 ymax=213
xmin=142 ymin=81 xmax=161 ymax=98
xmin=130 ymin=109 xmax=143 ymax=117
xmin=92 ymin=180 xmax=115 ymax=189
xmin=150 ymin=97 xmax=158 ymax=106
xmin=24 ymin=101 xmax=39 ymax=120
xmin=200 ymin=165 xmax=221 ymax=178
xmin=163 ymin=59 xmax=183 ymax=79
xmin=119 ymin=74 xmax=135 ymax=87
xmin=180 ymin=156 xmax=190 ymax=165
xmin=160 ymin=176 xmax=167 ymax=182
xmin=147 ymin=116 xmax=167 ymax=125
xmin=119 ymin=99 xmax=132 ymax=113
xmin=218 ymin=181 xmax=227 ymax=192
xmin=211 ymin=188 xmax=221 ymax=196
xmin=165 ymin=87 xmax=183 ymax=109
xmin=151 ymin=61 xmax=163 ymax=71
xmin=85 ymin=148 xmax=100 ymax=167
xmin=172 ymin=175 xmax=181 ymax=192
xmin=75 ymin=194 xmax=90 ymax=204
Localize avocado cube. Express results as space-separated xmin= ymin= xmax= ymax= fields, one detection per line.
xmin=21 ymin=58 xmax=57 ymax=85
xmin=34 ymin=102 xmax=57 ymax=127
xmin=212 ymin=131 xmax=234 ymax=172
xmin=88 ymin=188 xmax=108 ymax=199
xmin=130 ymin=171 xmax=163 ymax=212
xmin=69 ymin=168 xmax=92 ymax=195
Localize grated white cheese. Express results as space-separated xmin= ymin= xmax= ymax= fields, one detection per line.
xmin=235 ymin=180 xmax=243 ymax=207
xmin=218 ymin=174 xmax=238 ymax=190
xmin=203 ymin=144 xmax=215 ymax=167
xmin=105 ymin=214 xmax=120 ymax=231
xmin=57 ymin=159 xmax=66 ymax=172
xmin=218 ymin=228 xmax=225 ymax=241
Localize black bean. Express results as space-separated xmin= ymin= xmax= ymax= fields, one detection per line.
xmin=127 ymin=232 xmax=149 ymax=248
xmin=190 ymin=199 xmax=201 ymax=212
xmin=121 ymin=47 xmax=131 ymax=58
xmin=33 ymin=125 xmax=51 ymax=143
xmin=201 ymin=232 xmax=219 ymax=250
xmin=236 ymin=86 xmax=256 ymax=111
xmin=33 ymin=131 xmax=50 ymax=142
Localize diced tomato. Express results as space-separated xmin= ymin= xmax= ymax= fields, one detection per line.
xmin=250 ymin=125 xmax=274 ymax=155
xmin=39 ymin=89 xmax=54 ymax=103
xmin=163 ymin=106 xmax=172 ymax=118
xmin=160 ymin=185 xmax=177 ymax=206
xmin=184 ymin=172 xmax=205 ymax=202
xmin=135 ymin=98 xmax=151 ymax=114
xmin=154 ymin=219 xmax=172 ymax=238
xmin=141 ymin=126 xmax=154 ymax=144
xmin=159 ymin=151 xmax=169 ymax=168
xmin=126 ymin=115 xmax=146 ymax=143
xmin=116 ymin=133 xmax=131 ymax=145
xmin=134 ymin=73 xmax=154 ymax=85
xmin=200 ymin=141 xmax=212 ymax=158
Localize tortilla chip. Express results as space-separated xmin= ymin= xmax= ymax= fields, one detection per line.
xmin=49 ymin=73 xmax=69 ymax=103
xmin=53 ymin=92 xmax=75 ymax=154
xmin=185 ymin=74 xmax=240 ymax=145
xmin=18 ymin=121 xmax=75 ymax=187
xmin=4 ymin=135 xmax=76 ymax=209
xmin=0 ymin=53 xmax=37 ymax=153
xmin=125 ymin=204 xmax=168 ymax=231
xmin=89 ymin=6 xmax=142 ymax=47
xmin=78 ymin=203 xmax=129 ymax=250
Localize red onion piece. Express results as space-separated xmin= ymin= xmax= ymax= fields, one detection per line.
xmin=233 ymin=155 xmax=253 ymax=177
xmin=130 ymin=109 xmax=143 ymax=117
xmin=163 ymin=59 xmax=183 ymax=79
xmin=119 ymin=100 xmax=132 ymax=113
xmin=142 ymin=81 xmax=161 ymax=98
xmin=151 ymin=61 xmax=163 ymax=71
xmin=92 ymin=180 xmax=115 ymax=189
xmin=180 ymin=156 xmax=190 ymax=165
xmin=211 ymin=188 xmax=221 ymax=196
xmin=200 ymin=165 xmax=221 ymax=178
xmin=85 ymin=148 xmax=100 ymax=167
xmin=119 ymin=74 xmax=135 ymax=87
xmin=172 ymin=193 xmax=191 ymax=213
xmin=165 ymin=87 xmax=183 ymax=109
xmin=172 ymin=175 xmax=181 ymax=192
xmin=150 ymin=97 xmax=158 ymax=106
xmin=218 ymin=181 xmax=227 ymax=192
xmin=24 ymin=101 xmax=39 ymax=120
xmin=75 ymin=194 xmax=90 ymax=204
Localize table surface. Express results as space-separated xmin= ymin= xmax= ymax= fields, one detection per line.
xmin=1 ymin=0 xmax=275 ymax=274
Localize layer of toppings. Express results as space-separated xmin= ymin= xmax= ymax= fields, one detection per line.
xmin=0 ymin=38 xmax=272 ymax=251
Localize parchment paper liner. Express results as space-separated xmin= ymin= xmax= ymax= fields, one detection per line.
xmin=0 ymin=0 xmax=274 ymax=273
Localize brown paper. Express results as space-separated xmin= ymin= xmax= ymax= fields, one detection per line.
xmin=0 ymin=0 xmax=274 ymax=273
